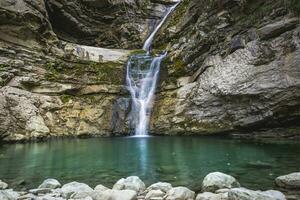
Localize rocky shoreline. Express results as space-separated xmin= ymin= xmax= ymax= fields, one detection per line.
xmin=1 ymin=172 xmax=300 ymax=200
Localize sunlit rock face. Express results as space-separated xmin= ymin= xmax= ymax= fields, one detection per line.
xmin=150 ymin=0 xmax=300 ymax=137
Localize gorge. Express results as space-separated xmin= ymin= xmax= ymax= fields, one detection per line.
xmin=1 ymin=0 xmax=300 ymax=199
xmin=0 ymin=0 xmax=299 ymax=141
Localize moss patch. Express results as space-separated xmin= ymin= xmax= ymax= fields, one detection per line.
xmin=163 ymin=57 xmax=188 ymax=78
xmin=129 ymin=49 xmax=147 ymax=55
xmin=43 ymin=60 xmax=124 ymax=84
xmin=61 ymin=94 xmax=72 ymax=103
xmin=0 ymin=64 xmax=9 ymax=70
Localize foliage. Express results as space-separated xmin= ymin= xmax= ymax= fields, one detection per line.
xmin=0 ymin=64 xmax=9 ymax=70
xmin=61 ymin=94 xmax=72 ymax=103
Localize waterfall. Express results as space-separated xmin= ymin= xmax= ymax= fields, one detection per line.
xmin=143 ymin=1 xmax=181 ymax=52
xmin=126 ymin=1 xmax=180 ymax=136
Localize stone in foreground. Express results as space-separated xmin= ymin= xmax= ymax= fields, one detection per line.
xmin=228 ymin=188 xmax=286 ymax=200
xmin=0 ymin=180 xmax=8 ymax=189
xmin=202 ymin=172 xmax=240 ymax=192
xmin=96 ymin=189 xmax=137 ymax=200
xmin=61 ymin=181 xmax=93 ymax=198
xmin=113 ymin=176 xmax=146 ymax=194
xmin=0 ymin=189 xmax=20 ymax=200
xmin=165 ymin=186 xmax=195 ymax=200
xmin=145 ymin=189 xmax=165 ymax=200
xmin=29 ymin=188 xmax=53 ymax=194
xmin=94 ymin=184 xmax=109 ymax=192
xmin=146 ymin=182 xmax=173 ymax=193
xmin=196 ymin=192 xmax=228 ymax=200
xmin=38 ymin=178 xmax=61 ymax=189
xmin=275 ymin=172 xmax=300 ymax=189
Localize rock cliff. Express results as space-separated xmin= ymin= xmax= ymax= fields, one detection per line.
xmin=0 ymin=0 xmax=174 ymax=141
xmin=45 ymin=0 xmax=174 ymax=48
xmin=150 ymin=0 xmax=300 ymax=137
xmin=0 ymin=0 xmax=300 ymax=141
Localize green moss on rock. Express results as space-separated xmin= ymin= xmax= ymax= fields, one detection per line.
xmin=43 ymin=60 xmax=124 ymax=84
xmin=61 ymin=94 xmax=72 ymax=103
xmin=163 ymin=57 xmax=188 ymax=78
xmin=0 ymin=64 xmax=9 ymax=70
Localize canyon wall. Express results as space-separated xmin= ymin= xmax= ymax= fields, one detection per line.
xmin=0 ymin=0 xmax=172 ymax=141
xmin=0 ymin=0 xmax=299 ymax=141
xmin=151 ymin=0 xmax=300 ymax=138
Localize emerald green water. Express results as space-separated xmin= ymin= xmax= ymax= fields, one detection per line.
xmin=0 ymin=136 xmax=300 ymax=191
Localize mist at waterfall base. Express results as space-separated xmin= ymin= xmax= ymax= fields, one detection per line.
xmin=126 ymin=2 xmax=180 ymax=136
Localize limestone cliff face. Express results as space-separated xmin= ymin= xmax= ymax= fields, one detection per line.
xmin=1 ymin=0 xmax=300 ymax=142
xmin=150 ymin=0 xmax=300 ymax=137
xmin=0 ymin=39 xmax=131 ymax=141
xmin=0 ymin=0 xmax=177 ymax=142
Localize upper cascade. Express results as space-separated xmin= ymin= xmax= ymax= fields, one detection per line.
xmin=142 ymin=1 xmax=181 ymax=52
xmin=126 ymin=1 xmax=181 ymax=136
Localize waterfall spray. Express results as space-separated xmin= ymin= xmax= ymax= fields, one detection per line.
xmin=126 ymin=1 xmax=180 ymax=136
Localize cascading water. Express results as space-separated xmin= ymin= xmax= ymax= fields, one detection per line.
xmin=126 ymin=1 xmax=180 ymax=136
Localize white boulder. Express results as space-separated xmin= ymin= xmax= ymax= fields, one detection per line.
xmin=275 ymin=172 xmax=300 ymax=189
xmin=38 ymin=179 xmax=61 ymax=189
xmin=113 ymin=176 xmax=146 ymax=194
xmin=61 ymin=181 xmax=93 ymax=198
xmin=165 ymin=186 xmax=195 ymax=200
xmin=202 ymin=172 xmax=240 ymax=192
xmin=228 ymin=188 xmax=286 ymax=200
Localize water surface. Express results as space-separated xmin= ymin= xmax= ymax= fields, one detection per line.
xmin=0 ymin=136 xmax=300 ymax=191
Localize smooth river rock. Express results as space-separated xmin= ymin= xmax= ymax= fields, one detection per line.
xmin=146 ymin=182 xmax=173 ymax=193
xmin=0 ymin=189 xmax=20 ymax=200
xmin=275 ymin=172 xmax=300 ymax=189
xmin=228 ymin=188 xmax=286 ymax=200
xmin=38 ymin=178 xmax=61 ymax=189
xmin=113 ymin=176 xmax=146 ymax=194
xmin=202 ymin=172 xmax=240 ymax=192
xmin=0 ymin=180 xmax=8 ymax=189
xmin=61 ymin=181 xmax=93 ymax=198
xmin=94 ymin=184 xmax=110 ymax=192
xmin=196 ymin=192 xmax=228 ymax=200
xmin=95 ymin=189 xmax=137 ymax=200
xmin=165 ymin=186 xmax=195 ymax=200
xmin=29 ymin=188 xmax=53 ymax=195
xmin=145 ymin=189 xmax=165 ymax=200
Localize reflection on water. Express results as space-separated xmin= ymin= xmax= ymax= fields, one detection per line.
xmin=0 ymin=136 xmax=300 ymax=191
